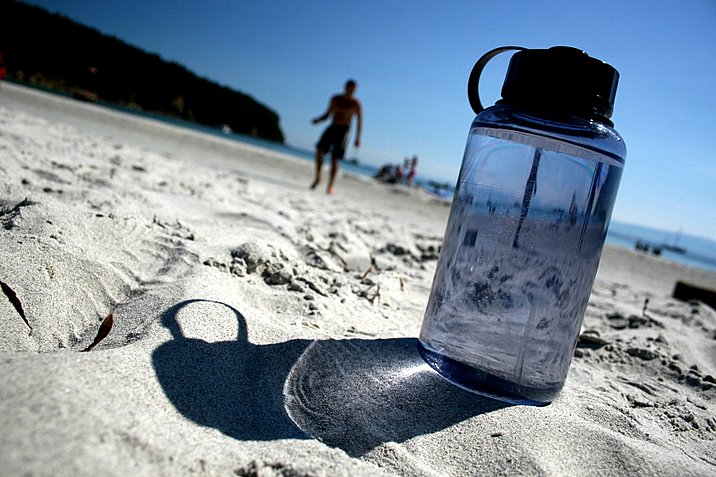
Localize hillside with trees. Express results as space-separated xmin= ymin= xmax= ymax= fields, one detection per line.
xmin=0 ymin=1 xmax=284 ymax=143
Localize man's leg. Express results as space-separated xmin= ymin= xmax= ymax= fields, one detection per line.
xmin=311 ymin=149 xmax=324 ymax=189
xmin=326 ymin=155 xmax=339 ymax=195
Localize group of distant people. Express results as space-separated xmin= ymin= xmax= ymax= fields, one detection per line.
xmin=373 ymin=156 xmax=419 ymax=187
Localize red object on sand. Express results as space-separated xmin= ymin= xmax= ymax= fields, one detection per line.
xmin=0 ymin=52 xmax=6 ymax=80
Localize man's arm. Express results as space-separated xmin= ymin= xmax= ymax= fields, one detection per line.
xmin=353 ymin=101 xmax=362 ymax=147
xmin=312 ymin=97 xmax=335 ymax=124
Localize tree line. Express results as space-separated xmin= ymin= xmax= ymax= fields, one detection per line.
xmin=0 ymin=1 xmax=284 ymax=143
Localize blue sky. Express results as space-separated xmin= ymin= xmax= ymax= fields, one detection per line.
xmin=24 ymin=0 xmax=716 ymax=241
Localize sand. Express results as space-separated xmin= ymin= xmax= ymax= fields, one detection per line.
xmin=1 ymin=82 xmax=715 ymax=476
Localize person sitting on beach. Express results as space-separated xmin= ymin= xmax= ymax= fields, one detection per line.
xmin=374 ymin=163 xmax=394 ymax=182
xmin=310 ymin=79 xmax=362 ymax=195
xmin=392 ymin=162 xmax=404 ymax=184
xmin=378 ymin=163 xmax=401 ymax=184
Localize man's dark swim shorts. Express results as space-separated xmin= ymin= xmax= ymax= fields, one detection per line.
xmin=316 ymin=124 xmax=350 ymax=159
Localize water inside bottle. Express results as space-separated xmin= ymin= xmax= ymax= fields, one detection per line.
xmin=419 ymin=127 xmax=623 ymax=404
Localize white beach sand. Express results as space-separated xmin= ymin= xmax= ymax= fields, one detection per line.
xmin=1 ymin=82 xmax=715 ymax=476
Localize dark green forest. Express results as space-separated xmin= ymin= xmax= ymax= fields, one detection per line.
xmin=0 ymin=1 xmax=284 ymax=143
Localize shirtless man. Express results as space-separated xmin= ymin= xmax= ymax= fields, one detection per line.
xmin=311 ymin=79 xmax=362 ymax=194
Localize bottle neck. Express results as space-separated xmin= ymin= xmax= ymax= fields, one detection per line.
xmin=473 ymin=104 xmax=626 ymax=164
xmin=495 ymin=100 xmax=614 ymax=127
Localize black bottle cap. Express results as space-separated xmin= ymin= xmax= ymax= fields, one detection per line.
xmin=499 ymin=46 xmax=619 ymax=122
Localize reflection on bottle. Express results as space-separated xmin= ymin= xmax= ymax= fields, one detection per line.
xmin=512 ymin=148 xmax=542 ymax=248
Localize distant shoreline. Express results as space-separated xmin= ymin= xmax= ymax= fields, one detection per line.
xmin=606 ymin=222 xmax=716 ymax=274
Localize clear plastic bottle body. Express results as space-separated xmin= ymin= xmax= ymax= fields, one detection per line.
xmin=418 ymin=105 xmax=625 ymax=405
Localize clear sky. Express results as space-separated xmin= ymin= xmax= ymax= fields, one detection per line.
xmin=22 ymin=0 xmax=716 ymax=241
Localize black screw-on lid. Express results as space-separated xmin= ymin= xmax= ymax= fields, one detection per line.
xmin=500 ymin=46 xmax=619 ymax=121
xmin=468 ymin=46 xmax=620 ymax=124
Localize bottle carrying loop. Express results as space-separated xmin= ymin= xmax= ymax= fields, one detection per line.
xmin=467 ymin=46 xmax=526 ymax=114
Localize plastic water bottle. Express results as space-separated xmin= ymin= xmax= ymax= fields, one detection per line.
xmin=418 ymin=46 xmax=626 ymax=405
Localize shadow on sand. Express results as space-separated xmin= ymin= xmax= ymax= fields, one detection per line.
xmin=152 ymin=299 xmax=507 ymax=456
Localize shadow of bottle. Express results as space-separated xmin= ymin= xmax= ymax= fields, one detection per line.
xmin=152 ymin=299 xmax=508 ymax=456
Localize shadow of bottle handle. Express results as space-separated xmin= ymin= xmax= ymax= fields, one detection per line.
xmin=153 ymin=299 xmax=308 ymax=441
xmin=160 ymin=298 xmax=248 ymax=343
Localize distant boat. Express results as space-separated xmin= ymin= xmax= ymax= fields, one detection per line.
xmin=661 ymin=228 xmax=687 ymax=254
xmin=661 ymin=244 xmax=686 ymax=254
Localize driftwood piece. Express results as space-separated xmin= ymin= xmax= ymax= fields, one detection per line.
xmin=672 ymin=281 xmax=716 ymax=310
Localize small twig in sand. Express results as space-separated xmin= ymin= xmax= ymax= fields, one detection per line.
xmin=358 ymin=266 xmax=373 ymax=280
xmin=369 ymin=284 xmax=381 ymax=305
xmin=0 ymin=280 xmax=31 ymax=335
xmin=324 ymin=243 xmax=349 ymax=270
xmin=346 ymin=325 xmax=377 ymax=337
xmin=295 ymin=277 xmax=328 ymax=297
xmin=152 ymin=215 xmax=166 ymax=229
xmin=399 ymin=276 xmax=405 ymax=292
